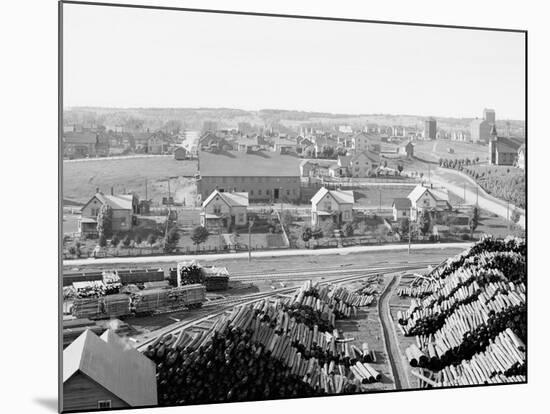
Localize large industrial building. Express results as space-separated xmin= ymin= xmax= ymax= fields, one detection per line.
xmin=423 ymin=117 xmax=437 ymax=140
xmin=197 ymin=150 xmax=302 ymax=203
xmin=471 ymin=108 xmax=496 ymax=143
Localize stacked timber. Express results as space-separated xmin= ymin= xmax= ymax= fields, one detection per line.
xmin=287 ymin=281 xmax=357 ymax=319
xmin=103 ymin=294 xmax=132 ymax=318
xmin=400 ymin=237 xmax=526 ymax=388
xmin=71 ymin=297 xmax=105 ymax=319
xmin=146 ymin=280 xmax=383 ymax=404
xmin=428 ymin=329 xmax=526 ymax=386
xmin=102 ymin=271 xmax=122 ymax=294
xmin=132 ymin=284 xmax=206 ymax=314
xmin=72 ymin=281 xmax=106 ymax=298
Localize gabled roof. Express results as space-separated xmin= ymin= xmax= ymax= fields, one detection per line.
xmin=82 ymin=193 xmax=134 ymax=212
xmin=392 ymin=197 xmax=412 ymax=209
xmin=64 ymin=131 xmax=108 ymax=144
xmin=202 ymin=190 xmax=249 ymax=208
xmin=407 ymin=185 xmax=449 ymax=204
xmin=311 ymin=187 xmax=354 ymax=206
xmin=351 ymin=150 xmax=380 ymax=163
xmin=97 ymin=193 xmax=134 ymax=210
xmin=63 ymin=330 xmax=157 ymax=407
xmin=199 ymin=151 xmax=301 ymax=177
xmin=272 ymin=137 xmax=296 ymax=147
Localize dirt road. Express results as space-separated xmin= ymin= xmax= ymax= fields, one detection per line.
xmin=378 ymin=273 xmax=411 ymax=389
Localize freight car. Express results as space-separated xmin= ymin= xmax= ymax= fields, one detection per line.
xmin=63 ymin=268 xmax=165 ymax=287
xmin=71 ymin=284 xmax=206 ymax=320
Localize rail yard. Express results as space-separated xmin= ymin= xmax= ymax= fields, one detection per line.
xmin=62 ymin=238 xmax=526 ymax=407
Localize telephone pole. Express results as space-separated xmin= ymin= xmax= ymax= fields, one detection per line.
xmin=507 ymin=200 xmax=510 ymax=232
xmin=408 ymin=219 xmax=412 ymax=255
xmin=248 ymin=220 xmax=254 ymax=263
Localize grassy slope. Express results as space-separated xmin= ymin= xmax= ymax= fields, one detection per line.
xmin=63 ymin=157 xmax=198 ymax=204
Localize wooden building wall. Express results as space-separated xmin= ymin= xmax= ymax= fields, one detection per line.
xmin=63 ymin=372 xmax=128 ymax=412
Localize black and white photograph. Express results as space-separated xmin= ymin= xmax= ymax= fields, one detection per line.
xmin=58 ymin=1 xmax=527 ymax=412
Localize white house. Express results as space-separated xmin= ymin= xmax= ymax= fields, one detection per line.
xmin=392 ymin=198 xmax=412 ymax=221
xmin=340 ymin=151 xmax=380 ymax=178
xmin=310 ymin=187 xmax=354 ymax=227
xmin=407 ymin=185 xmax=451 ymax=220
xmin=200 ymin=190 xmax=249 ymax=232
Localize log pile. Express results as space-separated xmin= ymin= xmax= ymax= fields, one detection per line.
xmin=397 ymin=236 xmax=526 ymax=299
xmin=426 ymin=329 xmax=526 ymax=386
xmin=145 ymin=279 xmax=383 ymax=405
xmin=400 ymin=237 xmax=526 ymax=387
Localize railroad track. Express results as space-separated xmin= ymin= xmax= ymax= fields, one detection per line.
xmin=135 ymin=263 xmax=432 ymax=352
xmin=230 ymin=261 xmax=437 ymax=282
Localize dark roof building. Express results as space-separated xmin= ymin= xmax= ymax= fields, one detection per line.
xmin=198 ymin=150 xmax=302 ymax=203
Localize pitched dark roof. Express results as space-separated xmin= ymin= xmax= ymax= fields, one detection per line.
xmin=494 ymin=137 xmax=521 ymax=153
xmin=64 ymin=131 xmax=108 ymax=144
xmin=392 ymin=197 xmax=412 ymax=209
xmin=199 ymin=150 xmax=301 ymax=177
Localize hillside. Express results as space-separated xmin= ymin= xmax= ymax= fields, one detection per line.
xmin=63 ymin=107 xmax=525 ymax=135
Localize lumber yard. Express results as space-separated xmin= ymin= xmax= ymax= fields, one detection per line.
xmin=62 ymin=237 xmax=527 ymax=410
xmin=396 ymin=236 xmax=526 ymax=387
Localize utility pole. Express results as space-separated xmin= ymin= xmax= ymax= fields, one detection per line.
xmin=167 ymin=179 xmax=171 ymax=206
xmin=408 ymin=219 xmax=412 ymax=255
xmin=248 ymin=219 xmax=254 ymax=263
xmin=507 ymin=200 xmax=510 ymax=232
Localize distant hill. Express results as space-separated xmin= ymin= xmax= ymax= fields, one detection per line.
xmin=63 ymin=106 xmax=525 ymax=136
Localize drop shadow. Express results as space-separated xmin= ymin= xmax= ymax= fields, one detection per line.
xmin=33 ymin=397 xmax=58 ymax=412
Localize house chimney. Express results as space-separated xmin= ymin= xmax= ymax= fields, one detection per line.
xmin=96 ymin=187 xmax=100 ymax=194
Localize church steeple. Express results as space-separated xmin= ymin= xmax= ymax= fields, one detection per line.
xmin=490 ymin=124 xmax=498 ymax=140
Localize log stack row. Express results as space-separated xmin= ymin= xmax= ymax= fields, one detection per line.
xmin=145 ymin=279 xmax=383 ymax=405
xmin=400 ymin=237 xmax=526 ymax=387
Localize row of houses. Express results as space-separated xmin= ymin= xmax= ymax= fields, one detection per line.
xmin=198 ymin=129 xmax=414 ymax=159
xmin=199 ymin=183 xmax=451 ymax=233
xmin=63 ymin=127 xmax=180 ymax=158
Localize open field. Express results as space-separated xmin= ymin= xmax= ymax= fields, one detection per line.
xmin=63 ymin=157 xmax=198 ymax=204
xmin=413 ymin=140 xmax=490 ymax=163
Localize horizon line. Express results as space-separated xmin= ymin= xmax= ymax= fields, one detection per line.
xmin=63 ymin=106 xmax=526 ymax=122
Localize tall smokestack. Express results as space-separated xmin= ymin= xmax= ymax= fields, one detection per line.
xmin=111 ymin=187 xmax=114 ymax=196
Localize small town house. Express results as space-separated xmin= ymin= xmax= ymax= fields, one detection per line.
xmin=310 ymin=187 xmax=354 ymax=227
xmin=200 ymin=190 xmax=249 ymax=232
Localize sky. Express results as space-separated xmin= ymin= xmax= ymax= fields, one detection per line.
xmin=63 ymin=3 xmax=526 ymax=120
